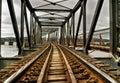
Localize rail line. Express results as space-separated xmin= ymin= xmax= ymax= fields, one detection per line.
xmin=3 ymin=43 xmax=118 ymax=83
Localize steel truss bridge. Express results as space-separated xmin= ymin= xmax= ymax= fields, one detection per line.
xmin=0 ymin=0 xmax=120 ymax=82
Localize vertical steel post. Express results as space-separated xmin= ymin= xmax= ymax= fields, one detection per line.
xmin=63 ymin=25 xmax=66 ymax=45
xmin=36 ymin=23 xmax=39 ymax=44
xmin=83 ymin=0 xmax=87 ymax=48
xmin=40 ymin=24 xmax=42 ymax=44
xmin=72 ymin=13 xmax=75 ymax=45
xmin=7 ymin=0 xmax=22 ymax=55
xmin=48 ymin=33 xmax=50 ymax=42
xmin=61 ymin=25 xmax=65 ymax=45
xmin=70 ymin=18 xmax=72 ymax=45
xmin=84 ymin=0 xmax=104 ymax=54
xmin=67 ymin=20 xmax=70 ymax=46
xmin=74 ymin=7 xmax=83 ymax=49
xmin=60 ymin=26 xmax=62 ymax=44
xmin=24 ymin=4 xmax=31 ymax=48
xmin=21 ymin=0 xmax=25 ymax=50
xmin=109 ymin=0 xmax=117 ymax=58
xmin=0 ymin=0 xmax=2 ymax=57
xmin=33 ymin=21 xmax=36 ymax=45
xmin=30 ymin=12 xmax=33 ymax=47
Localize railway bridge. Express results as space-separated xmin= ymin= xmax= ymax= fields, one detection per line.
xmin=0 ymin=0 xmax=120 ymax=83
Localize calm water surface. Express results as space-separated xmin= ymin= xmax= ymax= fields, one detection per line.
xmin=0 ymin=44 xmax=18 ymax=69
xmin=1 ymin=44 xmax=18 ymax=57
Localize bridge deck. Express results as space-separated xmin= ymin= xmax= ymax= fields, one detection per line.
xmin=0 ymin=43 xmax=119 ymax=83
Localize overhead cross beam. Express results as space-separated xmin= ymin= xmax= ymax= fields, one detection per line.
xmin=41 ymin=24 xmax=62 ymax=26
xmin=40 ymin=21 xmax=64 ymax=24
xmin=25 ymin=0 xmax=39 ymax=23
xmin=37 ymin=17 xmax=67 ymax=20
xmin=33 ymin=8 xmax=72 ymax=12
xmin=63 ymin=0 xmax=83 ymax=25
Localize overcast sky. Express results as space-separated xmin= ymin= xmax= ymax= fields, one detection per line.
xmin=1 ymin=0 xmax=109 ymax=38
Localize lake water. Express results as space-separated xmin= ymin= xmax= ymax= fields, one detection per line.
xmin=0 ymin=44 xmax=18 ymax=69
xmin=1 ymin=44 xmax=18 ymax=57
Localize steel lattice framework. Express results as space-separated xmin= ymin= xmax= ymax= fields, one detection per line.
xmin=0 ymin=0 xmax=119 ymax=61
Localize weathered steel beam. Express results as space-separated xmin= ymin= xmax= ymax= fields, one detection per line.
xmin=7 ymin=0 xmax=22 ymax=55
xmin=67 ymin=20 xmax=70 ymax=46
xmin=60 ymin=26 xmax=63 ymax=44
xmin=95 ymin=28 xmax=109 ymax=32
xmin=21 ymin=0 xmax=25 ymax=50
xmin=39 ymin=24 xmax=42 ymax=44
xmin=61 ymin=25 xmax=66 ymax=45
xmin=63 ymin=0 xmax=83 ymax=25
xmin=72 ymin=14 xmax=75 ymax=44
xmin=33 ymin=21 xmax=36 ymax=45
xmin=33 ymin=8 xmax=72 ymax=12
xmin=109 ymin=0 xmax=118 ymax=59
xmin=30 ymin=12 xmax=33 ymax=47
xmin=25 ymin=0 xmax=39 ymax=24
xmin=40 ymin=21 xmax=64 ymax=24
xmin=74 ymin=7 xmax=83 ymax=49
xmin=83 ymin=0 xmax=87 ymax=48
xmin=37 ymin=17 xmax=67 ymax=20
xmin=0 ymin=0 xmax=2 ymax=56
xmin=24 ymin=4 xmax=31 ymax=48
xmin=41 ymin=25 xmax=62 ymax=26
xmin=60 ymin=26 xmax=62 ymax=44
xmin=84 ymin=0 xmax=104 ymax=54
xmin=25 ymin=0 xmax=33 ymax=12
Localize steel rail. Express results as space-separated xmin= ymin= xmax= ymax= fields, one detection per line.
xmin=37 ymin=44 xmax=77 ymax=83
xmin=60 ymin=45 xmax=118 ymax=83
xmin=37 ymin=45 xmax=53 ymax=83
xmin=57 ymin=45 xmax=77 ymax=83
xmin=4 ymin=45 xmax=50 ymax=83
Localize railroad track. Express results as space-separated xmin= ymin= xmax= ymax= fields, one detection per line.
xmin=3 ymin=43 xmax=118 ymax=83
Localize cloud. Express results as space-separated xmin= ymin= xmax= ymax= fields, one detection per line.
xmin=1 ymin=0 xmax=22 ymax=37
xmin=1 ymin=24 xmax=15 ymax=37
xmin=86 ymin=0 xmax=109 ymax=30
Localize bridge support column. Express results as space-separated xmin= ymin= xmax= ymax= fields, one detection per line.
xmin=60 ymin=25 xmax=65 ymax=45
xmin=7 ymin=0 xmax=22 ymax=55
xmin=33 ymin=21 xmax=36 ymax=45
xmin=39 ymin=24 xmax=42 ymax=44
xmin=67 ymin=20 xmax=70 ymax=46
xmin=109 ymin=0 xmax=118 ymax=59
xmin=74 ymin=6 xmax=83 ymax=49
xmin=83 ymin=0 xmax=87 ymax=48
xmin=21 ymin=0 xmax=25 ymax=52
xmin=36 ymin=23 xmax=40 ymax=44
xmin=0 ymin=0 xmax=2 ymax=57
xmin=84 ymin=0 xmax=104 ymax=54
xmin=60 ymin=26 xmax=62 ymax=44
xmin=72 ymin=14 xmax=75 ymax=45
xmin=24 ymin=3 xmax=31 ymax=48
xmin=30 ymin=12 xmax=34 ymax=47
